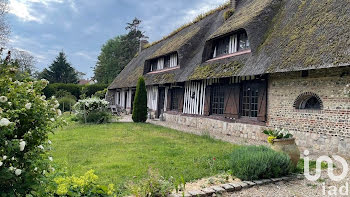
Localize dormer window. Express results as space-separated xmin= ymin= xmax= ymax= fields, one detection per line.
xmin=149 ymin=53 xmax=178 ymax=72
xmin=211 ymin=30 xmax=250 ymax=59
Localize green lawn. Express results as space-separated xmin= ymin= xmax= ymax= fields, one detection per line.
xmin=49 ymin=122 xmax=237 ymax=190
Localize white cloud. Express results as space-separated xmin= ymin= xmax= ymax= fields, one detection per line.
xmin=9 ymin=0 xmax=77 ymax=23
xmin=74 ymin=51 xmax=97 ymax=62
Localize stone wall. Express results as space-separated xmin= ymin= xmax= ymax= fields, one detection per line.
xmin=162 ymin=67 xmax=350 ymax=155
xmin=163 ymin=113 xmax=267 ymax=142
xmin=267 ymin=67 xmax=350 ymax=155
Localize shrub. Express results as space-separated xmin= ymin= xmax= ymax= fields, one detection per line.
xmin=0 ymin=54 xmax=61 ymax=195
xmin=41 ymin=170 xmax=116 ymax=196
xmin=132 ymin=77 xmax=147 ymax=123
xmin=58 ymin=96 xmax=77 ymax=112
xmin=223 ymin=8 xmax=234 ymax=20
xmin=43 ymin=83 xmax=81 ymax=99
xmin=73 ymin=98 xmax=111 ymax=124
xmin=128 ymin=169 xmax=173 ymax=197
xmin=84 ymin=84 xmax=108 ymax=98
xmin=229 ymin=146 xmax=293 ymax=181
xmin=263 ymin=128 xmax=293 ymax=144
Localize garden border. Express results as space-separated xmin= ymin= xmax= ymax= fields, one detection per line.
xmin=170 ymin=174 xmax=304 ymax=197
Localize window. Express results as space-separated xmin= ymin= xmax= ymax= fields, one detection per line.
xmin=241 ymin=84 xmax=259 ymax=117
xmin=211 ymin=30 xmax=250 ymax=59
xmin=148 ymin=53 xmax=178 ymax=72
xmin=238 ymin=32 xmax=250 ymax=51
xmin=171 ymin=89 xmax=179 ymax=110
xmin=211 ymin=86 xmax=225 ymax=115
xmin=294 ymin=92 xmax=323 ymax=110
xmin=150 ymin=60 xmax=157 ymax=72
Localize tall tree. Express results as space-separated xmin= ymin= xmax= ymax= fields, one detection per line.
xmin=12 ymin=49 xmax=36 ymax=75
xmin=93 ymin=17 xmax=147 ymax=84
xmin=39 ymin=52 xmax=79 ymax=84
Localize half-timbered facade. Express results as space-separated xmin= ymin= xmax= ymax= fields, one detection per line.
xmin=107 ymin=0 xmax=350 ymax=155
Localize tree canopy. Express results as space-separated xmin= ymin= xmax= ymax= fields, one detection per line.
xmin=39 ymin=52 xmax=79 ymax=84
xmin=93 ymin=17 xmax=147 ymax=84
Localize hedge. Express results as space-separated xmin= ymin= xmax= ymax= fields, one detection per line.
xmin=43 ymin=83 xmax=108 ymax=99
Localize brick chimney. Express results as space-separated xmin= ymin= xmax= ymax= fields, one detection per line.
xmin=139 ymin=39 xmax=149 ymax=52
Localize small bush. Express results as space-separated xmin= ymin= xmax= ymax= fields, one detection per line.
xmin=229 ymin=146 xmax=293 ymax=181
xmin=132 ymin=77 xmax=147 ymax=123
xmin=58 ymin=95 xmax=76 ymax=112
xmin=73 ymin=98 xmax=111 ymax=124
xmin=128 ymin=169 xmax=173 ymax=197
xmin=223 ymin=8 xmax=234 ymax=20
xmin=42 ymin=170 xmax=116 ymax=196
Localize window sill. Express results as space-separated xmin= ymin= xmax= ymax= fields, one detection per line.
xmin=206 ymin=49 xmax=251 ymax=62
xmin=293 ymin=109 xmax=323 ymax=114
xmin=148 ymin=66 xmax=180 ymax=74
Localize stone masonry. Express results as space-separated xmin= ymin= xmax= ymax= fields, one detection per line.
xmin=163 ymin=67 xmax=350 ymax=156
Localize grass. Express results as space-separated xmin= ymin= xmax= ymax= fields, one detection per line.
xmin=49 ymin=122 xmax=237 ymax=191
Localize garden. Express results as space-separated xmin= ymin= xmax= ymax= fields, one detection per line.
xmin=0 ymin=54 xmax=304 ymax=197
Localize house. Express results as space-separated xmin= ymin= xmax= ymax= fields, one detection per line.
xmin=107 ymin=0 xmax=350 ymax=155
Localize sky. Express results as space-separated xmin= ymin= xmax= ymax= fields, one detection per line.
xmin=7 ymin=0 xmax=227 ymax=79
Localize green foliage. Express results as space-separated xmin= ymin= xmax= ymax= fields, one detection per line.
xmin=84 ymin=84 xmax=108 ymax=98
xmin=128 ymin=168 xmax=174 ymax=197
xmin=132 ymin=77 xmax=147 ymax=123
xmin=93 ymin=89 xmax=107 ymax=99
xmin=229 ymin=146 xmax=293 ymax=180
xmin=58 ymin=95 xmax=76 ymax=112
xmin=0 ymin=54 xmax=62 ymax=195
xmin=43 ymin=83 xmax=82 ymax=99
xmin=263 ymin=128 xmax=293 ymax=144
xmin=39 ymin=52 xmax=79 ymax=84
xmin=223 ymin=8 xmax=235 ymax=20
xmin=94 ymin=18 xmax=147 ymax=84
xmin=73 ymin=98 xmax=111 ymax=124
xmin=295 ymin=158 xmax=329 ymax=174
xmin=50 ymin=123 xmax=236 ymax=193
xmin=41 ymin=170 xmax=116 ymax=196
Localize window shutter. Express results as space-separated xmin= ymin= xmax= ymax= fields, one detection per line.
xmin=257 ymin=82 xmax=267 ymax=122
xmin=203 ymin=86 xmax=212 ymax=116
xmin=178 ymin=89 xmax=185 ymax=112
xmin=224 ymin=85 xmax=240 ymax=119
xmin=166 ymin=89 xmax=172 ymax=111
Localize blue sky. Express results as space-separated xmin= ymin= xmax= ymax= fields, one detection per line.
xmin=7 ymin=0 xmax=226 ymax=79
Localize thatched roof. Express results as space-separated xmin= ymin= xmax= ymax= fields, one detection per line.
xmin=108 ymin=0 xmax=350 ymax=90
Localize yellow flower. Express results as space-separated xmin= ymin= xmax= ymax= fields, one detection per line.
xmin=268 ymin=136 xmax=276 ymax=144
xmin=107 ymin=184 xmax=115 ymax=195
xmin=56 ymin=183 xmax=68 ymax=195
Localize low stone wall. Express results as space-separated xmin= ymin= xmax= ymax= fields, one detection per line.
xmin=163 ymin=113 xmax=267 ymax=142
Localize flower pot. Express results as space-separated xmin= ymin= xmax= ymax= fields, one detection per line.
xmin=271 ymin=138 xmax=300 ymax=167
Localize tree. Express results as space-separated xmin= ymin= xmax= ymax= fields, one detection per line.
xmin=12 ymin=49 xmax=36 ymax=75
xmin=40 ymin=52 xmax=79 ymax=84
xmin=132 ymin=77 xmax=147 ymax=122
xmin=93 ymin=17 xmax=147 ymax=84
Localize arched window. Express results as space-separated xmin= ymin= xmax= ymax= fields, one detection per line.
xmin=293 ymin=92 xmax=323 ymax=110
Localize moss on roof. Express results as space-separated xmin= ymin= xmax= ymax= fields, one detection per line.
xmin=147 ymin=73 xmax=176 ymax=84
xmin=150 ymin=27 xmax=201 ymax=59
xmin=261 ymin=0 xmax=350 ymax=72
xmin=189 ymin=61 xmax=243 ymax=80
xmin=209 ymin=0 xmax=273 ymax=39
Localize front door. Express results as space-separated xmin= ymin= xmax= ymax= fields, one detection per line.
xmin=157 ymin=88 xmax=165 ymax=118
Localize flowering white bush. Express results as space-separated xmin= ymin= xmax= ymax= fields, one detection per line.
xmin=0 ymin=56 xmax=61 ymax=195
xmin=73 ymin=97 xmax=111 ymax=124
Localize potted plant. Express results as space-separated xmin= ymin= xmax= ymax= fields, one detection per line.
xmin=263 ymin=128 xmax=300 ymax=167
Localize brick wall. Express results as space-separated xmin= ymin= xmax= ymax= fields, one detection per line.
xmin=267 ymin=67 xmax=350 ymax=155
